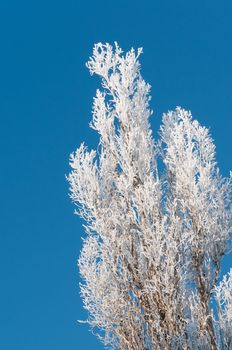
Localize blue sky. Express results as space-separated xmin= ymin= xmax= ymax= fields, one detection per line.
xmin=0 ymin=1 xmax=231 ymax=349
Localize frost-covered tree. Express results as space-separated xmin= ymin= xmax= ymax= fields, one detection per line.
xmin=68 ymin=43 xmax=232 ymax=350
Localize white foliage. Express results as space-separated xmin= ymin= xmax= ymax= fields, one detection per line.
xmin=214 ymin=269 xmax=232 ymax=348
xmin=68 ymin=43 xmax=232 ymax=350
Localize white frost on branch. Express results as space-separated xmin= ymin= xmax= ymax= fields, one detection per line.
xmin=214 ymin=269 xmax=232 ymax=348
xmin=68 ymin=43 xmax=232 ymax=350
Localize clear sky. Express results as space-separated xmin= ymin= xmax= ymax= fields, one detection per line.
xmin=0 ymin=1 xmax=231 ymax=349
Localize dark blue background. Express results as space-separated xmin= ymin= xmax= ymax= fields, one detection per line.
xmin=0 ymin=1 xmax=231 ymax=349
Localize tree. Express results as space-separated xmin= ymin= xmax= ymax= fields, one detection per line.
xmin=68 ymin=43 xmax=232 ymax=350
